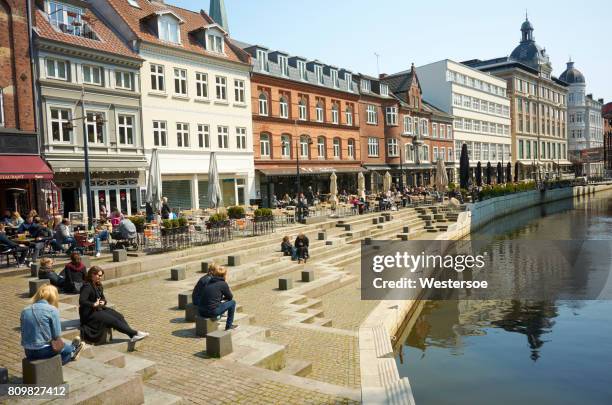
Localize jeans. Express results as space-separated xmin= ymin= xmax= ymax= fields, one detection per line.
xmin=290 ymin=247 xmax=297 ymax=261
xmin=200 ymin=300 xmax=236 ymax=330
xmin=64 ymin=237 xmax=77 ymax=252
xmin=25 ymin=343 xmax=74 ymax=365
xmin=94 ymin=231 xmax=108 ymax=254
xmin=30 ymin=241 xmax=45 ymax=262
xmin=39 ymin=271 xmax=64 ymax=288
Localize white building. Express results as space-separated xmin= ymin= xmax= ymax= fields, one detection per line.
xmin=92 ymin=0 xmax=254 ymax=210
xmin=417 ymin=60 xmax=512 ymax=173
xmin=559 ymin=61 xmax=605 ymax=177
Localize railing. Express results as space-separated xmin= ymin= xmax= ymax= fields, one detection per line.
xmin=143 ymin=224 xmax=233 ymax=253
xmin=251 ymin=218 xmax=275 ymax=236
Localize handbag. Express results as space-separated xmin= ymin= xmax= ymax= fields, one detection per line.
xmin=31 ymin=306 xmax=64 ymax=353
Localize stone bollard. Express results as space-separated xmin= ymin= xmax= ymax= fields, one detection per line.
xmin=201 ymin=261 xmax=209 ymax=273
xmin=206 ymin=330 xmax=233 ymax=358
xmin=22 ymin=356 xmax=63 ymax=386
xmin=170 ymin=267 xmax=186 ymax=281
xmin=403 ymin=226 xmax=410 ymax=233
xmin=195 ymin=315 xmax=218 ymax=337
xmin=185 ymin=303 xmax=197 ymax=322
xmin=372 ymin=218 xmax=379 ymax=225
xmin=364 ymin=237 xmax=372 ymax=245
xmin=113 ymin=249 xmax=127 ymax=262
xmin=378 ymin=216 xmax=385 ymax=223
xmin=301 ymin=270 xmax=315 ymax=283
xmin=227 ymin=255 xmax=241 ymax=266
xmin=29 ymin=279 xmax=49 ymax=297
xmin=278 ymin=277 xmax=293 ymax=290
xmin=0 ymin=367 xmax=7 ymax=384
xmin=344 ymin=224 xmax=352 ymax=231
xmin=178 ymin=292 xmax=191 ymax=310
xmin=317 ymin=231 xmax=327 ymax=240
xmin=30 ymin=263 xmax=40 ymax=278
xmin=399 ymin=234 xmax=409 ymax=241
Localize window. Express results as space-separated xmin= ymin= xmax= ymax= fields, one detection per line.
xmin=150 ymin=64 xmax=165 ymax=91
xmin=83 ymin=65 xmax=102 ymax=85
xmin=176 ymin=122 xmax=189 ymax=147
xmin=361 ymin=79 xmax=371 ymax=92
xmin=331 ymin=69 xmax=339 ymax=88
xmin=297 ymin=61 xmax=307 ymax=81
xmin=403 ymin=116 xmax=413 ymax=134
xmin=455 ymin=141 xmax=462 ymax=161
xmin=345 ymin=106 xmax=353 ymax=126
xmin=420 ymin=119 xmax=429 ymax=136
xmin=432 ymin=123 xmax=438 ymax=138
xmin=46 ymin=59 xmax=68 ymax=80
xmin=347 ymin=139 xmax=355 ymax=159
xmin=173 ymin=69 xmax=187 ymax=95
xmin=298 ymin=98 xmax=307 ymax=121
xmin=447 ymin=125 xmax=452 ymax=139
xmin=217 ymin=126 xmax=229 ymax=149
xmin=331 ymin=103 xmax=339 ymax=124
xmin=317 ymin=136 xmax=326 ymax=158
xmin=279 ymin=97 xmax=289 ymax=119
xmin=315 ymin=65 xmax=324 ymax=85
xmin=421 ymin=145 xmax=429 ymax=162
xmin=234 ymin=80 xmax=245 ymax=103
xmin=380 ymin=84 xmax=389 ymax=96
xmin=473 ymin=143 xmax=481 ymax=161
xmin=215 ymin=76 xmax=227 ymax=101
xmin=526 ymin=140 xmax=531 ymax=159
xmin=366 ymin=105 xmax=377 ymax=124
xmin=279 ymin=56 xmax=289 ymax=77
xmin=447 ymin=148 xmax=453 ymax=162
xmin=194 ymin=72 xmax=208 ymax=98
xmin=300 ymin=135 xmax=310 ymax=157
xmin=281 ymin=135 xmax=291 ymax=158
xmin=50 ymin=107 xmax=71 ymax=142
xmin=0 ymin=89 xmax=3 ymax=127
xmin=333 ymin=138 xmax=341 ymax=158
xmin=386 ymin=107 xmax=398 ymax=125
xmin=387 ymin=139 xmax=398 ymax=157
xmin=439 ymin=124 xmax=445 ymax=139
xmin=482 ymin=143 xmax=489 ymax=160
xmin=315 ymin=101 xmax=324 ymax=122
xmin=440 ymin=147 xmax=445 ymax=161
xmin=153 ymin=120 xmax=167 ymax=147
xmin=114 ymin=71 xmax=133 ymax=90
xmin=118 ymin=115 xmax=134 ymax=145
xmin=158 ymin=15 xmax=180 ymax=43
xmin=260 ymin=133 xmax=270 ymax=157
xmin=207 ymin=34 xmax=223 ymax=53
xmin=85 ymin=112 xmax=105 ymax=144
xmin=257 ymin=50 xmax=269 ymax=72
xmin=405 ymin=144 xmax=415 ymax=162
xmin=236 ymin=127 xmax=246 ymax=149
xmin=433 ymin=146 xmax=438 ymax=161
xmin=368 ymin=137 xmax=379 ymax=157
xmin=346 ymin=73 xmax=353 ymax=92
xmin=197 ymin=124 xmax=210 ymax=148
xmin=258 ymin=92 xmax=269 ymax=116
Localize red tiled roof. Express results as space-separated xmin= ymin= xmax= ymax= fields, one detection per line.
xmin=34 ymin=8 xmax=140 ymax=60
xmin=105 ymin=0 xmax=249 ymax=65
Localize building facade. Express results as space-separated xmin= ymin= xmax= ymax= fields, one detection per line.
xmin=464 ymin=17 xmax=570 ymax=180
xmin=92 ymin=0 xmax=254 ymax=211
xmin=382 ymin=64 xmax=455 ymax=187
xmin=0 ymin=0 xmax=52 ymax=215
xmin=603 ymin=102 xmax=612 ymax=175
xmin=416 ymin=59 xmax=511 ymax=178
xmin=241 ymin=45 xmax=362 ymax=206
xmin=34 ymin=0 xmax=147 ymax=219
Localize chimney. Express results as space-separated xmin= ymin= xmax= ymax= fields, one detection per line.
xmin=598 ymin=98 xmax=604 ymax=104
xmin=379 ymin=73 xmax=387 ymax=79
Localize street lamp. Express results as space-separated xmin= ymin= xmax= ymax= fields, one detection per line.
xmin=285 ymin=122 xmax=312 ymax=222
xmin=412 ymin=132 xmax=423 ymax=186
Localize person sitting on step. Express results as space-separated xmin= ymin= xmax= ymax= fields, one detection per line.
xmin=294 ymin=233 xmax=309 ymax=264
xmin=281 ymin=236 xmax=297 ymax=260
xmin=20 ymin=284 xmax=86 ymax=365
xmin=0 ymin=223 xmax=29 ymax=267
xmin=61 ymin=252 xmax=86 ymax=294
xmin=197 ymin=264 xmax=238 ymax=331
xmin=38 ymin=257 xmax=65 ymax=289
xmin=79 ymin=266 xmax=149 ymax=344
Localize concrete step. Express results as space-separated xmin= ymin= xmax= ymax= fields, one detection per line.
xmin=143 ymin=386 xmax=185 ymax=405
xmin=226 ymin=339 xmax=286 ymax=371
xmin=279 ymin=359 xmax=312 ymax=377
xmin=311 ymin=317 xmax=333 ymax=327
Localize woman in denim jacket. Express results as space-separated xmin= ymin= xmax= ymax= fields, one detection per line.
xmin=20 ymin=284 xmax=85 ymax=364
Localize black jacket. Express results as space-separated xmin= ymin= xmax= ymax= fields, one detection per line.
xmin=161 ymin=203 xmax=171 ymax=219
xmin=281 ymin=241 xmax=293 ymax=255
xmin=294 ymin=236 xmax=309 ymax=249
xmin=0 ymin=232 xmax=18 ymax=248
xmin=79 ymin=282 xmax=106 ymax=323
xmin=199 ymin=276 xmax=233 ymax=314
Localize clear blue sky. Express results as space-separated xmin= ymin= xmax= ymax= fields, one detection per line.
xmin=173 ymin=0 xmax=610 ymax=103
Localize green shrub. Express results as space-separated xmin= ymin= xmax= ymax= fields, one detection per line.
xmin=177 ymin=217 xmax=188 ymax=227
xmin=448 ymin=183 xmax=456 ymax=190
xmin=227 ymin=206 xmax=245 ymax=219
xmin=209 ymin=212 xmax=228 ymax=223
xmin=162 ymin=219 xmax=172 ymax=229
xmin=170 ymin=218 xmax=180 ymax=228
xmin=129 ymin=216 xmax=145 ymax=227
xmin=254 ymin=208 xmax=273 ymax=218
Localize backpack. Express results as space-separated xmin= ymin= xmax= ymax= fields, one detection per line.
xmin=192 ymin=275 xmax=212 ymax=307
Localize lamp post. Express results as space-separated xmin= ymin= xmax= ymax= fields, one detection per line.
xmin=412 ymin=133 xmax=423 ymax=186
xmin=286 ymin=121 xmax=312 ymax=222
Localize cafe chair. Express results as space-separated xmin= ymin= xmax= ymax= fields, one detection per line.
xmin=0 ymin=245 xmax=18 ymax=267
xmin=75 ymin=233 xmax=95 ymax=256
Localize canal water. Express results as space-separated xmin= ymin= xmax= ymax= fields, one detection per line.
xmin=395 ymin=190 xmax=612 ymax=405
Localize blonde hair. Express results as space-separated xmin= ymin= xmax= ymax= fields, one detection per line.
xmin=40 ymin=257 xmax=54 ymax=268
xmin=31 ymin=284 xmax=59 ymax=308
xmin=210 ymin=263 xmax=227 ymax=278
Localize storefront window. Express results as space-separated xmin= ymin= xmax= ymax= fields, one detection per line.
xmin=222 ymin=179 xmax=236 ymax=206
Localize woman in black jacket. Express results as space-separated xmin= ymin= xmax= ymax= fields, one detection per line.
xmin=79 ymin=266 xmax=149 ymax=344
xmin=294 ymin=233 xmax=309 ymax=263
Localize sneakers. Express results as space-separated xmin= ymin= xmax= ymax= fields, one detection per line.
xmin=130 ymin=331 xmax=150 ymax=343
xmin=95 ymin=252 xmax=101 ymax=258
xmin=225 ymin=325 xmax=239 ymax=331
xmin=72 ymin=337 xmax=88 ymax=361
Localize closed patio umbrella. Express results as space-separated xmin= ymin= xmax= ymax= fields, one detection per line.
xmin=146 ymin=149 xmax=162 ymax=214
xmin=383 ymin=171 xmax=392 ymax=192
xmin=357 ymin=172 xmax=366 ymax=199
xmin=506 ymin=162 xmax=512 ymax=184
xmin=475 ymin=161 xmax=482 ymax=187
xmin=496 ymin=162 xmax=503 ymax=184
xmin=207 ymin=152 xmax=223 ymax=209
xmin=435 ymin=158 xmax=448 ymax=192
xmin=329 ymin=172 xmax=338 ymax=204
xmin=486 ymin=162 xmax=492 ymax=185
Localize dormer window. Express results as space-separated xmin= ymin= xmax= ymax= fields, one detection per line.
xmin=331 ymin=70 xmax=339 ymax=88
xmin=361 ymin=79 xmax=371 ymax=92
xmin=279 ymin=56 xmax=289 ymax=76
xmin=346 ymin=73 xmax=353 ymax=92
xmin=297 ymin=61 xmax=307 ymax=81
xmin=315 ymin=65 xmax=324 ymax=85
xmin=47 ymin=1 xmax=97 ymax=39
xmin=380 ymin=84 xmax=389 ymax=96
xmin=158 ymin=14 xmax=180 ymax=44
xmin=207 ymin=34 xmax=223 ymax=53
xmin=257 ymin=50 xmax=269 ymax=72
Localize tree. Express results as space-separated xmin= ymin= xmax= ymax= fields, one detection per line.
xmin=476 ymin=161 xmax=482 ymax=186
xmin=459 ymin=143 xmax=470 ymax=189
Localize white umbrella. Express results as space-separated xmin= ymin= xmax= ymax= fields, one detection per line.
xmin=207 ymin=152 xmax=223 ymax=209
xmin=435 ymin=158 xmax=449 ymax=192
xmin=146 ymin=149 xmax=162 ymax=213
xmin=357 ymin=172 xmax=366 ymax=199
xmin=329 ymin=172 xmax=338 ymax=204
xmin=383 ymin=171 xmax=392 ymax=192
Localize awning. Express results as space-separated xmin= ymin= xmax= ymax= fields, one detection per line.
xmin=48 ymin=159 xmax=147 ymax=173
xmin=258 ymin=166 xmax=366 ymax=177
xmin=363 ymin=164 xmax=393 ymax=171
xmin=0 ymin=155 xmax=54 ymax=180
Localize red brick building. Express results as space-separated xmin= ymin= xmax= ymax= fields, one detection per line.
xmin=603 ymin=102 xmax=612 ymax=173
xmin=382 ymin=65 xmax=454 ymax=187
xmin=242 ymin=45 xmax=363 ymax=206
xmin=0 ymin=0 xmax=52 ymax=214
